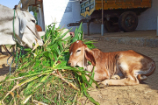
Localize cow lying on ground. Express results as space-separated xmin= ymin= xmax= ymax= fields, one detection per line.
xmin=68 ymin=40 xmax=156 ymax=86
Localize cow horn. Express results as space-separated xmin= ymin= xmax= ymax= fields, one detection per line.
xmin=21 ymin=0 xmax=31 ymax=11
xmin=16 ymin=0 xmax=22 ymax=9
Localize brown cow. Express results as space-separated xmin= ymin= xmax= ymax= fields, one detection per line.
xmin=36 ymin=25 xmax=42 ymax=32
xmin=68 ymin=40 xmax=156 ymax=86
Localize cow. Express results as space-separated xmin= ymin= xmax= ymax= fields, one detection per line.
xmin=60 ymin=29 xmax=74 ymax=39
xmin=68 ymin=40 xmax=156 ymax=86
xmin=0 ymin=26 xmax=75 ymax=55
xmin=0 ymin=1 xmax=45 ymax=49
xmin=0 ymin=24 xmax=44 ymax=55
xmin=0 ymin=28 xmax=75 ymax=56
xmin=36 ymin=24 xmax=42 ymax=32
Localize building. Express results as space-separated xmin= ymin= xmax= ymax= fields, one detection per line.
xmin=35 ymin=0 xmax=158 ymax=34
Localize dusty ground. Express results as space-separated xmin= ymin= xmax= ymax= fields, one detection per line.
xmin=1 ymin=31 xmax=158 ymax=105
xmin=79 ymin=40 xmax=158 ymax=105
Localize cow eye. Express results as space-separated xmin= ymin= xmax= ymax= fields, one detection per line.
xmin=76 ymin=50 xmax=81 ymax=52
xmin=31 ymin=20 xmax=36 ymax=23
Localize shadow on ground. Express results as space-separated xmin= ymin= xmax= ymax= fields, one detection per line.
xmin=0 ymin=54 xmax=15 ymax=81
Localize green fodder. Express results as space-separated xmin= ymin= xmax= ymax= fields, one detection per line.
xmin=0 ymin=23 xmax=99 ymax=105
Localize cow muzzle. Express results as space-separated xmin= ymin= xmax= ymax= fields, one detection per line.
xmin=68 ymin=62 xmax=71 ymax=66
xmin=68 ymin=60 xmax=75 ymax=67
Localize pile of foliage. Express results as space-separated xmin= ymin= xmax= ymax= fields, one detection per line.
xmin=0 ymin=24 xmax=99 ymax=105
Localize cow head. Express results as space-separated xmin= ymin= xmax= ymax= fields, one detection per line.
xmin=13 ymin=0 xmax=45 ymax=48
xmin=68 ymin=40 xmax=96 ymax=69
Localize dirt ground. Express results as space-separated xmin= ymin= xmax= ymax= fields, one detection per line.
xmin=1 ymin=37 xmax=158 ymax=105
xmin=79 ymin=40 xmax=158 ymax=105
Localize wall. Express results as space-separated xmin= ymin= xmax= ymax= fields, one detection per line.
xmin=137 ymin=0 xmax=158 ymax=30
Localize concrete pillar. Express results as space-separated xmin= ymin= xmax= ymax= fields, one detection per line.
xmin=157 ymin=16 xmax=158 ymax=36
xmin=101 ymin=0 xmax=104 ymax=36
xmin=101 ymin=24 xmax=104 ymax=36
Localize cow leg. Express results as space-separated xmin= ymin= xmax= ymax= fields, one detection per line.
xmin=100 ymin=67 xmax=140 ymax=86
xmin=11 ymin=45 xmax=16 ymax=55
xmin=94 ymin=71 xmax=110 ymax=82
xmin=0 ymin=45 xmax=2 ymax=54
xmin=111 ymin=75 xmax=121 ymax=80
xmin=137 ymin=74 xmax=147 ymax=81
xmin=0 ymin=45 xmax=11 ymax=55
xmin=3 ymin=45 xmax=12 ymax=55
xmin=100 ymin=75 xmax=139 ymax=86
xmin=0 ymin=45 xmax=6 ymax=55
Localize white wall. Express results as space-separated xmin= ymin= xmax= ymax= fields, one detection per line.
xmin=42 ymin=0 xmax=158 ymax=33
xmin=43 ymin=0 xmax=70 ymax=28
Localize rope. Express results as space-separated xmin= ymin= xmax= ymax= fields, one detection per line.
xmin=7 ymin=10 xmax=16 ymax=74
xmin=13 ymin=9 xmax=24 ymax=69
xmin=7 ymin=9 xmax=24 ymax=74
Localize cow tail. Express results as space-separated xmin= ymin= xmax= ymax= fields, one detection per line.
xmin=144 ymin=61 xmax=156 ymax=76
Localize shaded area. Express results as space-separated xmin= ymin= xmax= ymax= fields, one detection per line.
xmin=0 ymin=53 xmax=15 ymax=81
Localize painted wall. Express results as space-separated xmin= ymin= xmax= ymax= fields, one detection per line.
xmin=42 ymin=0 xmax=158 ymax=33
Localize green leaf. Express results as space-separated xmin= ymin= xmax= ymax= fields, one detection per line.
xmin=21 ymin=95 xmax=32 ymax=104
xmin=26 ymin=81 xmax=36 ymax=88
xmin=72 ymin=28 xmax=78 ymax=43
xmin=41 ymin=75 xmax=49 ymax=82
xmin=43 ymin=51 xmax=50 ymax=58
xmin=54 ymin=61 xmax=67 ymax=68
xmin=24 ymin=48 xmax=31 ymax=52
xmin=88 ymin=67 xmax=95 ymax=87
xmin=53 ymin=53 xmax=57 ymax=61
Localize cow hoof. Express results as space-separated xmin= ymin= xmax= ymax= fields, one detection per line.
xmin=97 ymin=83 xmax=108 ymax=88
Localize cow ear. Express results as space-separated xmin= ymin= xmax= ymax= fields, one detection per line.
xmin=85 ymin=48 xmax=96 ymax=66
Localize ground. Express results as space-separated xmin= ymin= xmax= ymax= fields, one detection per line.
xmin=1 ymin=31 xmax=158 ymax=105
